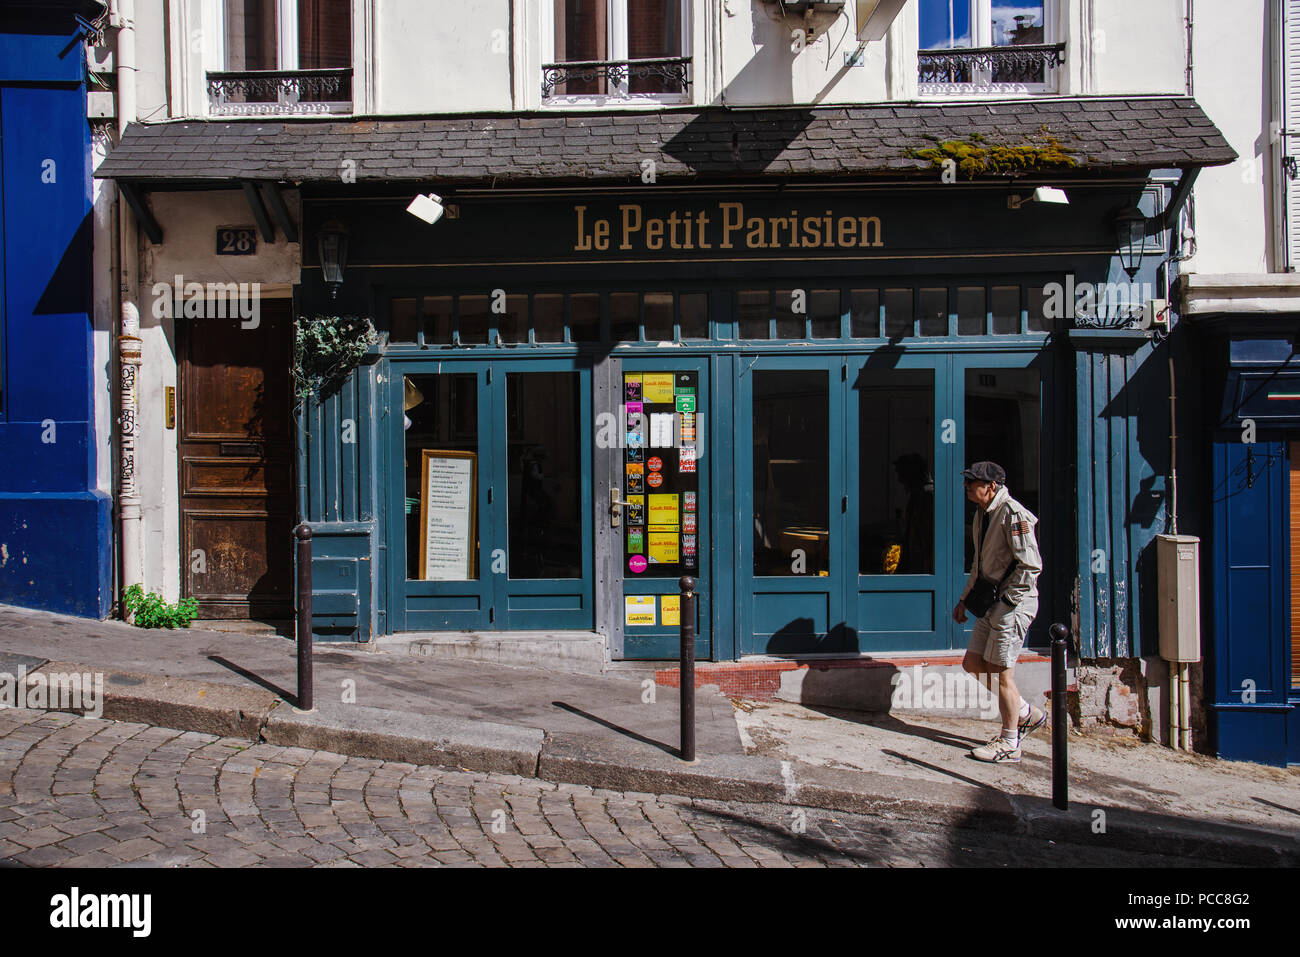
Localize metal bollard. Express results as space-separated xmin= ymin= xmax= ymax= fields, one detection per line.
xmin=1049 ymin=622 xmax=1069 ymax=810
xmin=679 ymin=576 xmax=696 ymax=762
xmin=295 ymin=523 xmax=314 ymax=712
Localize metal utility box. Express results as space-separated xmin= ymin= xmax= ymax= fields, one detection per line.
xmin=1156 ymin=534 xmax=1201 ymax=662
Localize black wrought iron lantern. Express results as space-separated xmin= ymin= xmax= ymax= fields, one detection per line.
xmin=317 ymin=219 xmax=350 ymax=299
xmin=1114 ymin=206 xmax=1147 ymax=278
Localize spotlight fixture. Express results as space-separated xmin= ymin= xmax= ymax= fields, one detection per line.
xmin=1007 ymin=186 xmax=1070 ymax=209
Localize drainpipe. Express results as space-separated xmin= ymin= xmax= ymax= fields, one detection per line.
xmin=113 ymin=0 xmax=144 ymax=601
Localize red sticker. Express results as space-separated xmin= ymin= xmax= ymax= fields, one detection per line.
xmin=647 ymin=456 xmax=663 ymax=472
xmin=646 ymin=471 xmax=664 ymax=488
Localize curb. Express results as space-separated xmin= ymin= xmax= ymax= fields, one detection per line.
xmin=13 ymin=658 xmax=1299 ymax=866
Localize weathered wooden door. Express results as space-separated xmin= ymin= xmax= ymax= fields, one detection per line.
xmin=178 ymin=299 xmax=295 ymax=619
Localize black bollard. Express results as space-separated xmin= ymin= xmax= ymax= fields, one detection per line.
xmin=1049 ymin=622 xmax=1069 ymax=810
xmin=679 ymin=576 xmax=696 ymax=762
xmin=295 ymin=524 xmax=314 ymax=712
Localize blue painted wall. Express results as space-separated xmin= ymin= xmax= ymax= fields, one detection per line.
xmin=0 ymin=4 xmax=112 ymax=618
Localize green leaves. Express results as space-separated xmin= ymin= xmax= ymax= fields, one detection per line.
xmin=122 ymin=583 xmax=200 ymax=630
xmin=292 ymin=314 xmax=379 ymax=402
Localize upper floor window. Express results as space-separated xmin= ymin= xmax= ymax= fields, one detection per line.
xmin=918 ymin=0 xmax=1062 ymax=95
xmin=210 ymin=0 xmax=352 ymax=116
xmin=544 ymin=0 xmax=692 ymax=105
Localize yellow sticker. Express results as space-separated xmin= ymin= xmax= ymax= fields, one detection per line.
xmin=647 ymin=493 xmax=679 ymax=526
xmin=643 ymin=373 xmax=675 ymax=404
xmin=648 ymin=529 xmax=680 ymax=564
xmin=661 ymin=595 xmax=680 ymax=627
xmin=624 ymin=595 xmax=656 ymax=626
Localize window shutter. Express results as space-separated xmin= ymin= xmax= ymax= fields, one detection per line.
xmin=1283 ymin=0 xmax=1300 ymax=268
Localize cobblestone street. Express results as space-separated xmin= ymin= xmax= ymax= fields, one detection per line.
xmin=0 ymin=709 xmax=1223 ymax=868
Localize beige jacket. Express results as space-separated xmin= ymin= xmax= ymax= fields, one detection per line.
xmin=960 ymin=485 xmax=1041 ymax=608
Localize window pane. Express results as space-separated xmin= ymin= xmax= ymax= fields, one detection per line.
xmin=643 ymin=292 xmax=674 ymax=341
xmin=404 ymin=373 xmax=478 ymax=581
xmin=809 ymin=289 xmax=841 ymax=339
xmin=850 ymin=289 xmax=880 ymax=338
xmin=918 ymin=287 xmax=948 ymax=337
xmin=775 ymin=289 xmax=803 ymax=339
xmin=611 ymin=292 xmax=638 ymax=341
xmin=423 ymin=296 xmax=453 ymax=345
xmin=991 ymin=286 xmax=1020 ymax=334
xmin=570 ymin=293 xmax=601 ymax=342
xmin=919 ymin=0 xmax=972 ymax=49
xmin=964 ymin=368 xmax=1041 ymax=569
xmin=753 ymin=371 xmax=829 ymax=577
xmin=534 ymin=294 xmax=564 ymax=343
xmin=390 ymin=298 xmax=418 ymax=343
xmin=458 ymin=295 xmax=490 ymax=344
xmin=679 ymin=292 xmax=708 ymax=339
xmin=859 ymin=369 xmax=934 ymax=574
xmin=225 ymin=0 xmax=277 ymax=72
xmin=738 ymin=290 xmax=770 ymax=339
xmin=992 ymin=0 xmax=1045 ymax=82
xmin=629 ymin=0 xmax=683 ymax=93
xmin=884 ymin=289 xmax=913 ymax=339
xmin=499 ymin=294 xmax=528 ymax=344
xmin=554 ymin=0 xmax=608 ymax=94
xmin=508 ymin=372 xmax=582 ymax=579
xmin=297 ymin=0 xmax=352 ymax=102
xmin=956 ymin=287 xmax=985 ymax=336
xmin=1026 ymin=284 xmax=1052 ymax=333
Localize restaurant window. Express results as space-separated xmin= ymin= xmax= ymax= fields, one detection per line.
xmin=214 ymin=1 xmax=352 ymax=113
xmin=546 ymin=1 xmax=691 ymax=102
xmin=917 ymin=0 xmax=1060 ymax=95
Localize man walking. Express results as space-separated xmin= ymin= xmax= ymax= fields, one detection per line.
xmin=952 ymin=461 xmax=1046 ymax=763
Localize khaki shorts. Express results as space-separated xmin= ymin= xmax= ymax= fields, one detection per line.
xmin=968 ymin=599 xmax=1038 ymax=669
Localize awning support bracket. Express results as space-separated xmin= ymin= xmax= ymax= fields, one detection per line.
xmin=1160 ymin=167 xmax=1200 ymax=232
xmin=118 ymin=182 xmax=163 ymax=245
xmin=241 ymin=180 xmax=276 ymax=243
xmin=260 ymin=182 xmax=299 ymax=244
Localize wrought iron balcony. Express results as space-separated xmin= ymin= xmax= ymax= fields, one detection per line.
xmin=918 ymin=42 xmax=1066 ymax=86
xmin=542 ymin=57 xmax=692 ymax=98
xmin=207 ymin=68 xmax=352 ymax=116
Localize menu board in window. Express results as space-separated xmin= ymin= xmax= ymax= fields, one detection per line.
xmin=419 ymin=450 xmax=477 ymax=580
xmin=623 ymin=371 xmax=699 ymax=578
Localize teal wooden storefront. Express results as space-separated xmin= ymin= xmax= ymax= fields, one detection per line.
xmin=295 ymin=179 xmax=1162 ymax=661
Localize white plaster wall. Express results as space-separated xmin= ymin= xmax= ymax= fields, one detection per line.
xmin=374 ymin=0 xmax=514 ymax=114
xmin=1091 ymin=0 xmax=1187 ymax=95
xmin=1184 ymin=0 xmax=1274 ymax=274
xmin=133 ymin=0 xmax=172 ymax=122
xmin=91 ymin=140 xmax=116 ymax=503
xmin=136 ymin=190 xmax=301 ymax=600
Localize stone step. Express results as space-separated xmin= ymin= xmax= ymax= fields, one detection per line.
xmin=378 ymin=631 xmax=609 ymax=675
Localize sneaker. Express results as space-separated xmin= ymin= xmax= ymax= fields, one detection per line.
xmin=970 ymin=735 xmax=1022 ymax=763
xmin=1019 ymin=705 xmax=1048 ymax=743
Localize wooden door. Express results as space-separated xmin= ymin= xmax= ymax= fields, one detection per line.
xmin=1291 ymin=440 xmax=1300 ymax=689
xmin=179 ymin=298 xmax=295 ymax=619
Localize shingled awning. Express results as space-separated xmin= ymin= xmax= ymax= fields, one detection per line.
xmin=95 ymin=96 xmax=1235 ymax=187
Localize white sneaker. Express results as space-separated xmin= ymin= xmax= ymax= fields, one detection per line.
xmin=970 ymin=735 xmax=1022 ymax=763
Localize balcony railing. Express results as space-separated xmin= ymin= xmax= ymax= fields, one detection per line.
xmin=207 ymin=68 xmax=353 ymax=116
xmin=918 ymin=43 xmax=1066 ymax=86
xmin=542 ymin=57 xmax=692 ymax=99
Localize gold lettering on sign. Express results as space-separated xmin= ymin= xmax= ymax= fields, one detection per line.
xmin=574 ymin=201 xmax=884 ymax=254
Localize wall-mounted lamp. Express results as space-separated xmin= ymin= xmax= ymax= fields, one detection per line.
xmin=1007 ymin=186 xmax=1070 ymax=209
xmin=1114 ymin=206 xmax=1148 ymax=278
xmin=317 ymin=219 xmax=350 ymax=299
xmin=406 ymin=192 xmax=459 ymax=225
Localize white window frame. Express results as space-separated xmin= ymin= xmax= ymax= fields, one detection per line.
xmin=918 ymin=0 xmax=1059 ymax=97
xmin=543 ymin=0 xmax=693 ymax=108
xmin=208 ymin=0 xmax=355 ymax=116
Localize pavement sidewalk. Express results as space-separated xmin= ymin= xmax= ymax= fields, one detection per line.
xmin=0 ymin=603 xmax=1296 ymax=866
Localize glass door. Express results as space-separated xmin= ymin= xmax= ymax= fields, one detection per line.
xmin=847 ymin=354 xmax=951 ymax=652
xmin=738 ymin=356 xmax=847 ymax=655
xmin=387 ymin=358 xmax=593 ymax=631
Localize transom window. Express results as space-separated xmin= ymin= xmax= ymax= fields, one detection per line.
xmin=544 ymin=0 xmax=692 ymax=104
xmin=917 ymin=0 xmax=1061 ymax=96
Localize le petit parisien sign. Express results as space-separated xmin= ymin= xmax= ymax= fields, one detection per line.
xmin=573 ymin=201 xmax=886 ymax=253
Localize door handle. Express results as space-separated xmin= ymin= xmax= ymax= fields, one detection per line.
xmin=609 ymin=488 xmax=632 ymax=527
